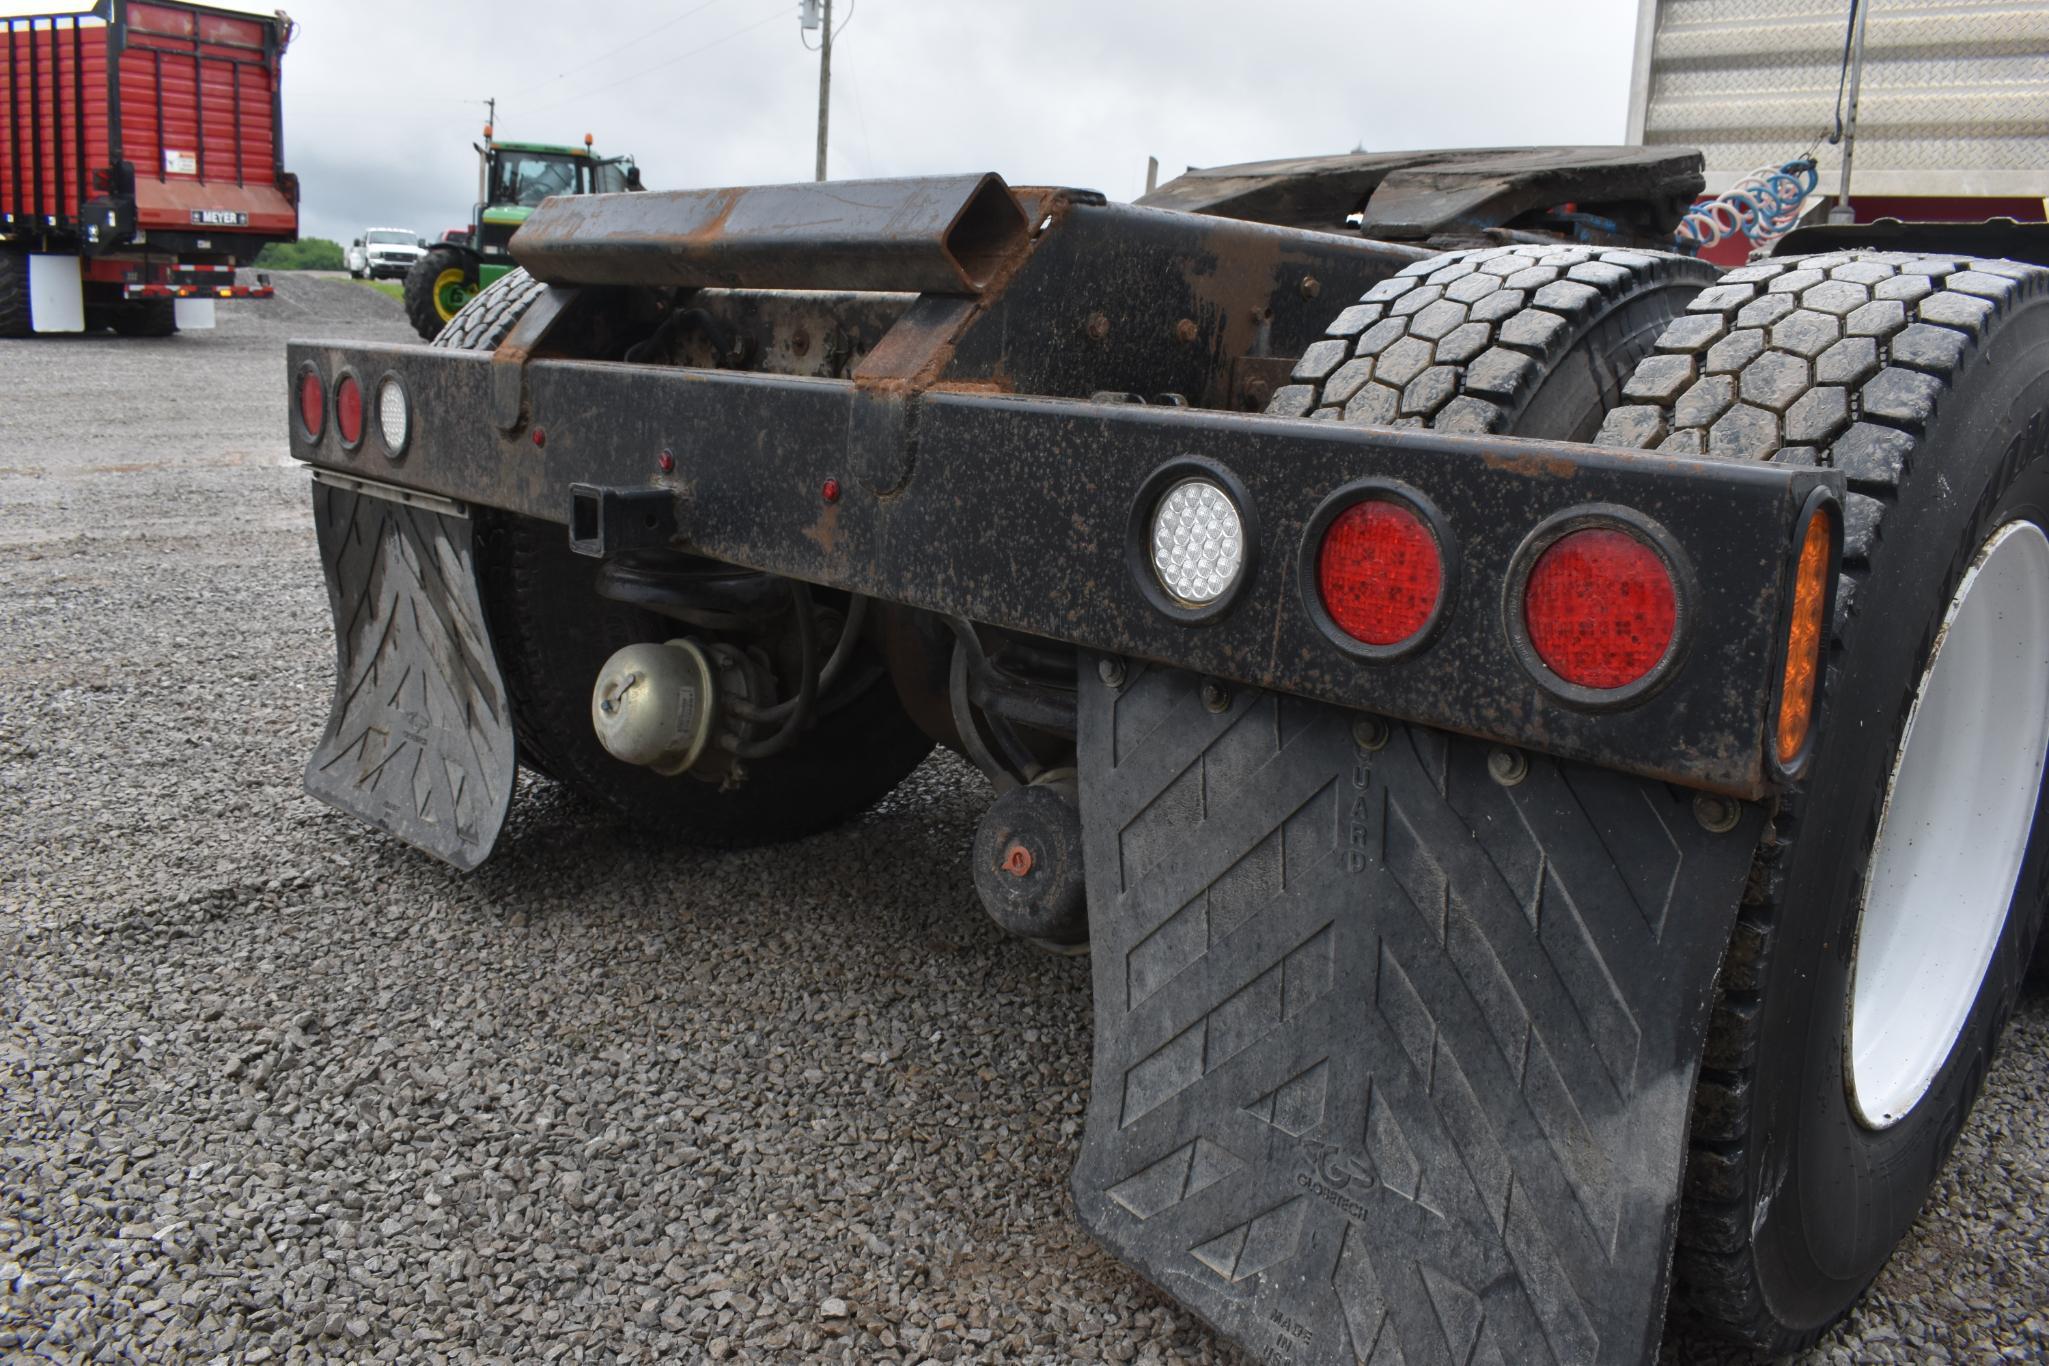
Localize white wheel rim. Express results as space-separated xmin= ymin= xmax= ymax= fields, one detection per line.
xmin=1847 ymin=520 xmax=2049 ymax=1129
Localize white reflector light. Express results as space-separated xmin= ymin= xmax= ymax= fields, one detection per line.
xmin=377 ymin=378 xmax=410 ymax=456
xmin=1150 ymin=478 xmax=1244 ymax=606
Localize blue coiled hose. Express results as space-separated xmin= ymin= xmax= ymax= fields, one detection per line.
xmin=1675 ymin=159 xmax=1820 ymax=252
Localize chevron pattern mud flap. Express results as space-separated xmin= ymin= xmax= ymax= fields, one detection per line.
xmin=1070 ymin=662 xmax=1762 ymax=1366
xmin=304 ymin=479 xmax=516 ymax=872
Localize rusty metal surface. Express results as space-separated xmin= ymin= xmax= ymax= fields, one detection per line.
xmin=941 ymin=199 xmax=1431 ymax=409
xmin=1139 ymin=147 xmax=1705 ymax=247
xmin=285 ymin=339 xmax=1842 ymax=797
xmin=644 ymin=288 xmax=916 ymax=377
xmin=511 ymin=173 xmax=1032 ymax=295
xmin=510 ymin=192 xmax=1426 ymax=415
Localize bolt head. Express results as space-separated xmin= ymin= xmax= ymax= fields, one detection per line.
xmin=1200 ymin=681 xmax=1231 ymax=714
xmin=1487 ymin=747 xmax=1528 ymax=787
xmin=1096 ymin=657 xmax=1126 ymax=689
xmin=1693 ymin=793 xmax=1743 ymax=833
xmin=1300 ymin=275 xmax=1322 ymax=300
xmin=1351 ymin=716 xmax=1388 ymax=751
xmin=1175 ymin=318 xmax=1200 ymax=345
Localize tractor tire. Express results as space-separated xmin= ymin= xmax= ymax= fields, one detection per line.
xmin=442 ymin=269 xmax=936 ymax=846
xmin=111 ymin=300 xmax=177 ymax=337
xmin=1597 ymin=252 xmax=2049 ymax=1353
xmin=404 ymin=246 xmax=478 ymax=342
xmin=0 ymin=247 xmax=30 ymax=338
xmin=430 ymin=266 xmax=544 ymax=353
xmin=1267 ymin=242 xmax=1719 ymax=441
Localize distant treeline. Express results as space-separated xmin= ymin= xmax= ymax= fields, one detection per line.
xmin=255 ymin=239 xmax=347 ymax=271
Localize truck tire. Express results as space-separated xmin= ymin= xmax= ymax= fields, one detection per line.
xmin=111 ymin=300 xmax=177 ymax=337
xmin=1267 ymin=242 xmax=1719 ymax=440
xmin=0 ymin=247 xmax=29 ymax=338
xmin=430 ymin=267 xmax=544 ymax=353
xmin=440 ymin=269 xmax=936 ymax=846
xmin=1597 ymin=252 xmax=2049 ymax=1352
xmin=404 ymin=245 xmax=477 ymax=341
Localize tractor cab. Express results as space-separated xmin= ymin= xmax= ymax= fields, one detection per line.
xmin=474 ymin=135 xmax=638 ymax=257
xmin=401 ymin=128 xmax=638 ymax=340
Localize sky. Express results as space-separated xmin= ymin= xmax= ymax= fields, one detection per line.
xmin=6 ymin=0 xmax=1646 ymax=246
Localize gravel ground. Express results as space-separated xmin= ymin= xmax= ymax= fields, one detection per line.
xmin=1 ymin=274 xmax=2045 ymax=1364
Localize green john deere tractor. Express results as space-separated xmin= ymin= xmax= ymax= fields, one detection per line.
xmin=403 ymin=130 xmax=639 ymax=340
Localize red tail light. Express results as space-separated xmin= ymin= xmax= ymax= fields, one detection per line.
xmin=297 ymin=368 xmax=324 ymax=438
xmin=1317 ymin=500 xmax=1444 ymax=647
xmin=334 ymin=374 xmax=365 ymax=447
xmin=1523 ymin=527 xmax=1677 ymax=689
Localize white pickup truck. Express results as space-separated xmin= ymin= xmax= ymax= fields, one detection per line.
xmin=345 ymin=228 xmax=426 ymax=281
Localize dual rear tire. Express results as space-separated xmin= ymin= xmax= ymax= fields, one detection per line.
xmin=0 ymin=246 xmax=28 ymax=337
xmin=1275 ymin=244 xmax=2049 ymax=1355
xmin=1599 ymin=252 xmax=2049 ymax=1352
xmin=0 ymin=250 xmax=176 ymax=337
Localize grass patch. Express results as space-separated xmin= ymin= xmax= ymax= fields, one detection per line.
xmin=355 ymin=279 xmax=405 ymax=303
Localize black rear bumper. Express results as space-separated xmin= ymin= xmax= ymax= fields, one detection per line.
xmin=288 ymin=340 xmax=1837 ymax=798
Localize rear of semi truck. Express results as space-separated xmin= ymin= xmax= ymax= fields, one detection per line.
xmin=280 ymin=166 xmax=2049 ymax=1362
xmin=0 ymin=0 xmax=296 ymax=337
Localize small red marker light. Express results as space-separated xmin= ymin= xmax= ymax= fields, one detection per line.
xmin=821 ymin=478 xmax=841 ymax=504
xmin=334 ymin=374 xmax=363 ymax=446
xmin=1317 ymin=499 xmax=1444 ymax=647
xmin=532 ymin=427 xmax=547 ymax=447
xmin=297 ymin=369 xmax=324 ymax=437
xmin=658 ymin=450 xmax=676 ymax=473
xmin=1523 ymin=527 xmax=1677 ymax=689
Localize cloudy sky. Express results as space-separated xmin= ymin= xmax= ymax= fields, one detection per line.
xmin=9 ymin=0 xmax=1645 ymax=245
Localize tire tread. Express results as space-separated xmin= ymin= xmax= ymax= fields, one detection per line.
xmin=1269 ymin=243 xmax=1719 ymax=437
xmin=1599 ymin=250 xmax=2049 ymax=1350
xmin=0 ymin=247 xmax=29 ymax=338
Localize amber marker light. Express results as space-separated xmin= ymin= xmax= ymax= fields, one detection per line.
xmin=1777 ymin=503 xmax=1836 ymax=768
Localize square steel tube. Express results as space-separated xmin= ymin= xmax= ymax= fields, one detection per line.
xmin=290 ymin=342 xmax=1843 ymax=797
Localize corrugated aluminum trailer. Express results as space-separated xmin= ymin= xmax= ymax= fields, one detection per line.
xmin=1626 ymin=0 xmax=2048 ymax=208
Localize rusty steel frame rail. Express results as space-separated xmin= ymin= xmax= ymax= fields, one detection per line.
xmin=288 ymin=179 xmax=1843 ymax=797
xmin=288 ymin=341 xmax=1839 ymax=797
xmin=513 ymin=173 xmax=1035 ymax=295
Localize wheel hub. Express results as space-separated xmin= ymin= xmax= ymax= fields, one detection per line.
xmin=1847 ymin=519 xmax=2049 ymax=1128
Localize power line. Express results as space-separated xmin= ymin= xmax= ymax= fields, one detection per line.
xmin=510 ymin=0 xmax=741 ymax=102
xmin=530 ymin=5 xmax=787 ymax=114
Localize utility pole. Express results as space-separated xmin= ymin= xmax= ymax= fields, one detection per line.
xmin=813 ymin=0 xmax=832 ymax=182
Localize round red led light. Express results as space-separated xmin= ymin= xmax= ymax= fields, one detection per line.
xmin=1317 ymin=499 xmax=1444 ymax=646
xmin=334 ymin=374 xmax=364 ymax=446
xmin=1523 ymin=527 xmax=1677 ymax=689
xmin=298 ymin=370 xmax=324 ymax=437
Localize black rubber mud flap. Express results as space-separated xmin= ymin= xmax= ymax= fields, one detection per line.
xmin=1071 ymin=663 xmax=1762 ymax=1365
xmin=304 ymin=478 xmax=517 ymax=872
